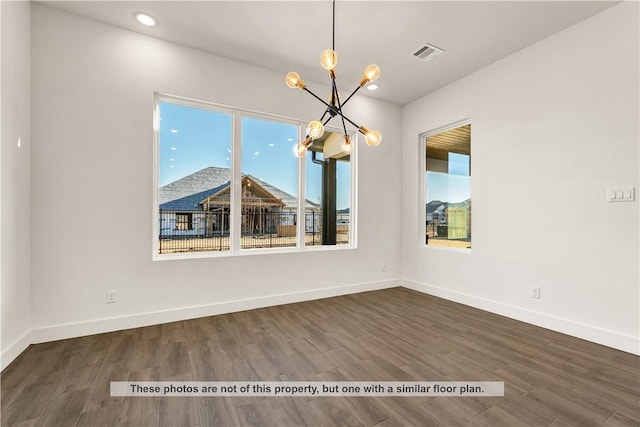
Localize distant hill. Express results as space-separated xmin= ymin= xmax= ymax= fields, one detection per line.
xmin=448 ymin=199 xmax=471 ymax=208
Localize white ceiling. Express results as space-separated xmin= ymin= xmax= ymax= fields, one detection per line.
xmin=41 ymin=1 xmax=617 ymax=105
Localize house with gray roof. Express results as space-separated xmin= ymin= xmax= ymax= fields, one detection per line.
xmin=159 ymin=167 xmax=320 ymax=238
xmin=426 ymin=200 xmax=447 ymax=224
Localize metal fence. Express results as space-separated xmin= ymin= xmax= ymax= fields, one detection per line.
xmin=158 ymin=210 xmax=347 ymax=254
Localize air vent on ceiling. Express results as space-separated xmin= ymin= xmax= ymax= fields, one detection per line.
xmin=412 ymin=43 xmax=444 ymax=63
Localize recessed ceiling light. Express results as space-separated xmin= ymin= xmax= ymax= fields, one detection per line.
xmin=367 ymin=84 xmax=379 ymax=91
xmin=170 ymin=147 xmax=177 ymax=151
xmin=135 ymin=13 xmax=156 ymax=27
xmin=170 ymin=129 xmax=178 ymax=133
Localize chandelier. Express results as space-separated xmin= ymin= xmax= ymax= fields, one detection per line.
xmin=285 ymin=0 xmax=382 ymax=158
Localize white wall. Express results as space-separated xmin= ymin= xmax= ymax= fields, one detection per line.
xmin=402 ymin=2 xmax=639 ymax=354
xmin=1 ymin=1 xmax=32 ymax=369
xmin=29 ymin=5 xmax=402 ymax=343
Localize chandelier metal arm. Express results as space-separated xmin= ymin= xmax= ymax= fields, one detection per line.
xmin=302 ymin=82 xmax=364 ymax=132
xmin=320 ymin=110 xmax=348 ymax=139
xmin=303 ymin=87 xmax=333 ymax=111
xmin=339 ymin=85 xmax=362 ymax=109
xmin=299 ymin=84 xmax=361 ymax=135
xmin=335 ymin=110 xmax=360 ymax=131
xmin=332 ymin=80 xmax=349 ymax=137
xmin=319 ymin=110 xmax=359 ymax=135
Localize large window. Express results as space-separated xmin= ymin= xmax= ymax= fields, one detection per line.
xmin=422 ymin=122 xmax=471 ymax=249
xmin=154 ymin=94 xmax=355 ymax=258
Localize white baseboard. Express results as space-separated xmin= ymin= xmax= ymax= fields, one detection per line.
xmin=9 ymin=278 xmax=636 ymax=370
xmin=1 ymin=330 xmax=32 ymax=371
xmin=401 ymin=279 xmax=640 ymax=356
xmin=31 ymin=279 xmax=399 ymax=345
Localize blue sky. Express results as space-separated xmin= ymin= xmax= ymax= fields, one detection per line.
xmin=159 ymin=102 xmax=351 ymax=209
xmin=158 ymin=102 xmax=232 ymax=186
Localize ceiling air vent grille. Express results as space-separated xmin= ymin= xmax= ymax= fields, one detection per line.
xmin=412 ymin=43 xmax=444 ymax=62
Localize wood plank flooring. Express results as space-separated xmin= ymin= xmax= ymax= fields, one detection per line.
xmin=2 ymin=287 xmax=638 ymax=426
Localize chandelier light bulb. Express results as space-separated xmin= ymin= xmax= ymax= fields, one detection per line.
xmin=294 ymin=142 xmax=308 ymax=158
xmin=365 ymin=129 xmax=382 ymax=147
xmin=341 ymin=135 xmax=352 ymax=153
xmin=307 ymin=120 xmax=325 ymax=139
xmin=359 ymin=125 xmax=382 ymax=147
xmin=359 ymin=64 xmax=381 ymax=87
xmin=365 ymin=64 xmax=381 ymax=81
xmin=320 ymin=49 xmax=338 ymax=71
xmin=285 ymin=72 xmax=305 ymax=89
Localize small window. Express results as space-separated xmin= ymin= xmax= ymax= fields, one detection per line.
xmin=423 ymin=123 xmax=471 ymax=249
xmin=175 ymin=213 xmax=193 ymax=231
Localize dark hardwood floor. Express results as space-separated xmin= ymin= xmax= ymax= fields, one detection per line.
xmin=2 ymin=287 xmax=638 ymax=426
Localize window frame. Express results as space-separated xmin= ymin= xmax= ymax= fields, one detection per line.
xmin=418 ymin=118 xmax=472 ymax=252
xmin=153 ymin=92 xmax=358 ymax=261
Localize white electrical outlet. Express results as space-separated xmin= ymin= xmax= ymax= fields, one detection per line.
xmin=531 ymin=286 xmax=540 ymax=299
xmin=106 ymin=290 xmax=117 ymax=303
xmin=381 ymin=264 xmax=387 ymax=273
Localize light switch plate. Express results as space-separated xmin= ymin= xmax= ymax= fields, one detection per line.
xmin=607 ymin=186 xmax=635 ymax=203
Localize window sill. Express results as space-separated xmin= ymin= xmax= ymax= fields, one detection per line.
xmin=152 ymin=244 xmax=356 ymax=261
xmin=421 ymin=245 xmax=472 ymax=254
